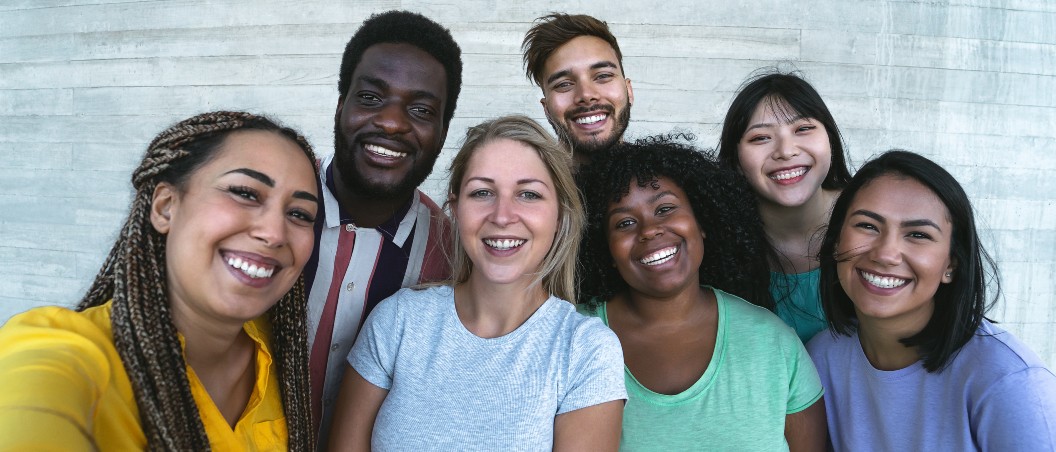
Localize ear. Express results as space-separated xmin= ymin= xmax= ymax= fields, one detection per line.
xmin=447 ymin=193 xmax=458 ymax=219
xmin=942 ymin=258 xmax=957 ymax=283
xmin=150 ymin=182 xmax=177 ymax=235
xmin=335 ymin=95 xmax=346 ymax=120
xmin=625 ymin=78 xmax=634 ymax=106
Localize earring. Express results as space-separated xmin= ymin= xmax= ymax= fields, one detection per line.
xmin=945 ymin=272 xmax=951 ymax=278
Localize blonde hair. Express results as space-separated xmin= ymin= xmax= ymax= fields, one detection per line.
xmin=445 ymin=115 xmax=583 ymax=303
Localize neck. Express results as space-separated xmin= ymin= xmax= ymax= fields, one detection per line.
xmin=170 ymin=305 xmax=249 ymax=368
xmin=331 ymin=166 xmax=413 ymax=228
xmin=618 ymin=283 xmax=713 ymax=327
xmin=758 ymin=188 xmax=838 ymax=272
xmin=454 ymin=275 xmax=549 ymax=339
xmin=856 ymin=313 xmax=930 ymax=371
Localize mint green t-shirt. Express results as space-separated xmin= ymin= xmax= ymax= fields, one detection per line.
xmin=582 ymin=288 xmax=824 ymax=452
xmin=771 ymin=269 xmax=827 ymax=343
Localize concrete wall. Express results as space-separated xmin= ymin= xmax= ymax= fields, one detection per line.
xmin=2 ymin=0 xmax=1053 ymax=366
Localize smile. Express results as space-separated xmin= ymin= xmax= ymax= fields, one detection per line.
xmin=575 ymin=114 xmax=607 ymax=125
xmin=769 ymin=167 xmax=808 ymax=181
xmin=365 ymin=143 xmax=407 ymax=159
xmin=859 ymin=270 xmax=908 ymax=289
xmin=483 ymin=239 xmax=525 ymax=250
xmin=227 ymin=256 xmax=275 ymax=279
xmin=640 ymin=246 xmax=678 ymax=266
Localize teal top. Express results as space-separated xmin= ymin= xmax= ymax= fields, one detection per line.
xmin=770 ymin=269 xmax=827 ymax=343
xmin=580 ymin=288 xmax=824 ymax=451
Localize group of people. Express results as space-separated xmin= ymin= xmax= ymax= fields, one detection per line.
xmin=0 ymin=9 xmax=1053 ymax=452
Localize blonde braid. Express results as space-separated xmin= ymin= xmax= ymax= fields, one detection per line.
xmin=78 ymin=111 xmax=316 ymax=450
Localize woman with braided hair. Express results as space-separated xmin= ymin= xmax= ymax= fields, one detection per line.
xmin=576 ymin=138 xmax=826 ymax=451
xmin=0 ymin=111 xmax=318 ymax=450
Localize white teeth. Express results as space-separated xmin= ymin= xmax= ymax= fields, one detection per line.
xmin=483 ymin=239 xmax=526 ymax=250
xmin=365 ymin=143 xmax=407 ymax=158
xmin=860 ymin=270 xmax=907 ymax=289
xmin=640 ymin=246 xmax=678 ymax=266
xmin=575 ymin=114 xmax=606 ymax=125
xmin=227 ymin=256 xmax=275 ymax=279
xmin=770 ymin=167 xmax=808 ymax=181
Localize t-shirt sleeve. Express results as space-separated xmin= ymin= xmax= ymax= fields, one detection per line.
xmin=347 ymin=293 xmax=405 ymax=391
xmin=557 ymin=319 xmax=627 ymax=415
xmin=972 ymin=367 xmax=1056 ymax=450
xmin=785 ymin=333 xmax=825 ymax=414
xmin=0 ymin=308 xmax=111 ymax=450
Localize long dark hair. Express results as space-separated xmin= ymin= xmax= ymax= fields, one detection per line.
xmin=717 ymin=71 xmax=852 ymax=190
xmin=577 ymin=136 xmax=775 ymax=310
xmin=77 ymin=111 xmax=316 ymax=450
xmin=818 ymin=150 xmax=999 ymax=372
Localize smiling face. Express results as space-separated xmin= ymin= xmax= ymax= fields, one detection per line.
xmin=334 ymin=42 xmax=448 ymax=199
xmin=151 ymin=130 xmax=319 ymax=326
xmin=453 ymin=138 xmax=559 ymax=288
xmin=835 ymin=174 xmax=955 ymax=332
xmin=737 ymin=98 xmax=832 ymax=208
xmin=540 ymin=36 xmax=633 ymax=156
xmin=606 ymin=177 xmax=705 ymax=299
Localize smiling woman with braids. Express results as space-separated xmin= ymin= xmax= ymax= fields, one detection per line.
xmin=0 ymin=111 xmax=318 ymax=450
xmin=577 ymin=137 xmax=826 ymax=451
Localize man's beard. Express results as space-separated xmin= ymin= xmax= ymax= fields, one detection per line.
xmin=332 ymin=122 xmax=439 ymax=200
xmin=550 ymin=100 xmax=632 ymax=155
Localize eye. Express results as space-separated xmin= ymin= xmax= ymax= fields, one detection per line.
xmin=287 ymin=208 xmax=317 ymax=225
xmin=853 ymin=221 xmax=878 ymax=232
xmin=520 ymin=191 xmax=542 ymax=201
xmin=796 ymin=124 xmax=817 ymax=133
xmin=356 ymin=92 xmax=382 ymax=105
xmin=612 ymin=218 xmax=636 ymax=230
xmin=227 ymin=185 xmax=260 ymax=202
xmin=907 ymin=231 xmax=934 ymax=241
xmin=746 ymin=134 xmax=770 ymax=143
xmin=551 ymin=80 xmax=573 ymax=92
xmin=656 ymin=204 xmax=676 ymax=215
xmin=468 ymin=188 xmax=492 ymax=199
xmin=595 ymin=72 xmax=615 ymax=82
xmin=411 ymin=105 xmax=436 ymax=118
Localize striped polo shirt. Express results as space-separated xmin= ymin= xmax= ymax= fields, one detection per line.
xmin=304 ymin=154 xmax=451 ymax=443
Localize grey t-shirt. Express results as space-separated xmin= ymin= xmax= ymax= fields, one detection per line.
xmin=348 ymin=285 xmax=626 ymax=451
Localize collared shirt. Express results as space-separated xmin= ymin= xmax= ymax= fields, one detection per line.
xmin=0 ymin=302 xmax=287 ymax=451
xmin=304 ymin=154 xmax=451 ymax=443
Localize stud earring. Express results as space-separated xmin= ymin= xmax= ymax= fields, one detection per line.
xmin=944 ymin=272 xmax=952 ymax=278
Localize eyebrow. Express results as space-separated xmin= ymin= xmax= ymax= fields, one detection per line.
xmin=358 ymin=75 xmax=441 ymax=103
xmin=744 ymin=114 xmax=809 ymax=133
xmin=225 ymin=168 xmax=319 ymax=203
xmin=607 ymin=190 xmax=675 ymax=216
xmin=545 ymin=61 xmax=619 ymax=86
xmin=465 ymin=176 xmax=551 ymax=188
xmin=850 ymin=209 xmax=942 ymax=231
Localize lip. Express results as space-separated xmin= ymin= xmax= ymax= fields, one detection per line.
xmin=482 ymin=236 xmax=527 ymax=257
xmin=358 ymin=137 xmax=413 ymax=168
xmin=856 ymin=268 xmax=911 ymax=295
xmin=637 ymin=244 xmax=680 ymax=267
xmin=568 ymin=106 xmax=613 ymax=131
xmin=767 ymin=165 xmax=810 ymax=186
xmin=221 ymin=250 xmax=282 ymax=288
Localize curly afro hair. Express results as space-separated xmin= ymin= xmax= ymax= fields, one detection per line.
xmin=576 ymin=136 xmax=775 ymax=311
xmin=337 ymin=10 xmax=463 ymax=126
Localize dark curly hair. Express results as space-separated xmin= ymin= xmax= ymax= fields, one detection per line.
xmin=577 ymin=136 xmax=775 ymax=311
xmin=337 ymin=10 xmax=463 ymax=126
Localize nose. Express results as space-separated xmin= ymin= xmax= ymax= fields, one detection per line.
xmin=575 ymin=81 xmax=599 ymax=105
xmin=771 ymin=135 xmax=800 ymax=160
xmin=488 ymin=196 xmax=519 ymax=227
xmin=638 ymin=219 xmax=663 ymax=242
xmin=251 ymin=206 xmax=289 ymax=249
xmin=372 ymin=102 xmax=412 ymax=136
xmin=868 ymin=232 xmax=902 ymax=267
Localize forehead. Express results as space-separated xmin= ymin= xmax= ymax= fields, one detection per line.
xmin=543 ymin=35 xmax=621 ymax=78
xmin=850 ymin=174 xmax=950 ymax=225
xmin=749 ymin=96 xmax=806 ymax=124
xmin=611 ymin=176 xmax=688 ymax=207
xmin=353 ymin=43 xmax=447 ymax=99
xmin=197 ymin=130 xmax=315 ymax=185
xmin=463 ymin=138 xmax=551 ymax=181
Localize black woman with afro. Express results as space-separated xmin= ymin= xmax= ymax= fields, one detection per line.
xmin=576 ymin=137 xmax=827 ymax=450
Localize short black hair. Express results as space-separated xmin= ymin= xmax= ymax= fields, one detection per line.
xmin=576 ymin=136 xmax=775 ymax=311
xmin=337 ymin=10 xmax=463 ymax=126
xmin=717 ymin=71 xmax=852 ymax=190
xmin=819 ymin=150 xmax=1000 ymax=372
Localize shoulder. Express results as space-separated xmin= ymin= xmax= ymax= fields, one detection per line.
xmin=0 ymin=304 xmax=120 ymax=387
xmin=374 ymin=286 xmax=453 ymax=319
xmin=416 ymin=190 xmax=448 ymax=218
xmin=954 ymin=320 xmax=1055 ymax=383
xmin=714 ymin=288 xmax=800 ymax=343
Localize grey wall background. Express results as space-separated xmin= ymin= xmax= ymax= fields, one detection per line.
xmin=2 ymin=0 xmax=1054 ymax=367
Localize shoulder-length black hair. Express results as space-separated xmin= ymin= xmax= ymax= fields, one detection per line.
xmin=818 ymin=150 xmax=1000 ymax=372
xmin=576 ymin=136 xmax=775 ymax=311
xmin=717 ymin=71 xmax=852 ymax=190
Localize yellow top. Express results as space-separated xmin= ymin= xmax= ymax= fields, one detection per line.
xmin=0 ymin=302 xmax=288 ymax=451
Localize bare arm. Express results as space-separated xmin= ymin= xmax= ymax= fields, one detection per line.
xmin=553 ymin=400 xmax=624 ymax=452
xmin=785 ymin=397 xmax=827 ymax=452
xmin=327 ymin=364 xmax=388 ymax=452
